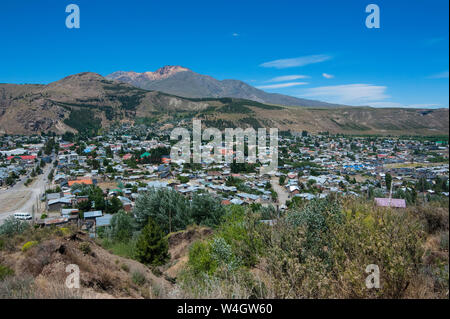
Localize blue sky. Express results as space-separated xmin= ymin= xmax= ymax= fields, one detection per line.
xmin=0 ymin=0 xmax=448 ymax=108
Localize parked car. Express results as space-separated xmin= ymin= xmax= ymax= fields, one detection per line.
xmin=14 ymin=212 xmax=32 ymax=220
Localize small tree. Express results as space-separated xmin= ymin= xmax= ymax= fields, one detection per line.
xmin=109 ymin=210 xmax=134 ymax=242
xmin=135 ymin=218 xmax=169 ymax=266
xmin=385 ymin=172 xmax=392 ymax=191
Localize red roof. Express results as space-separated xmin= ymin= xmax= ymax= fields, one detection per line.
xmin=7 ymin=155 xmax=36 ymax=161
xmin=122 ymin=153 xmax=132 ymax=160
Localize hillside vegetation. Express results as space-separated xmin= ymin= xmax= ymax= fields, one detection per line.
xmin=0 ymin=73 xmax=448 ymax=136
xmin=1 ymin=190 xmax=447 ymax=299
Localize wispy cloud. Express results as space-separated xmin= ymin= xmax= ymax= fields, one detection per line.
xmin=265 ymin=75 xmax=309 ymax=83
xmin=232 ymin=32 xmax=240 ymax=37
xmin=301 ymin=84 xmax=444 ymax=108
xmin=260 ymin=54 xmax=332 ymax=69
xmin=369 ymin=102 xmax=443 ymax=109
xmin=427 ymin=71 xmax=449 ymax=79
xmin=257 ymin=82 xmax=309 ymax=89
xmin=302 ymin=84 xmax=389 ymax=105
xmin=322 ymin=73 xmax=334 ymax=79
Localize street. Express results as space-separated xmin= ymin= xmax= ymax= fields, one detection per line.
xmin=0 ymin=164 xmax=52 ymax=225
xmin=270 ymin=176 xmax=289 ymax=207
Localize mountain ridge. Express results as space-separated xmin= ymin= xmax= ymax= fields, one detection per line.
xmin=106 ymin=66 xmax=346 ymax=108
xmin=0 ymin=72 xmax=448 ymax=136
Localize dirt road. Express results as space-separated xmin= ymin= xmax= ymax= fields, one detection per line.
xmin=0 ymin=164 xmax=52 ymax=225
xmin=270 ymin=176 xmax=289 ymax=206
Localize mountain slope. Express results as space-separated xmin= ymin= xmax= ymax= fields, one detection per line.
xmin=106 ymin=66 xmax=344 ymax=108
xmin=0 ymin=72 xmax=448 ymax=136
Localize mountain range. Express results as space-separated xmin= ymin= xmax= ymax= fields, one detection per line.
xmin=0 ymin=72 xmax=448 ymax=136
xmin=106 ymin=66 xmax=345 ymax=108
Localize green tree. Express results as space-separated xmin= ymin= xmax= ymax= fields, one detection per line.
xmin=106 ymin=196 xmax=123 ymax=214
xmin=109 ymin=210 xmax=134 ymax=242
xmin=190 ymin=193 xmax=225 ymax=228
xmin=133 ymin=188 xmax=191 ymax=233
xmin=385 ymin=173 xmax=392 ymax=191
xmin=135 ymin=218 xmax=169 ymax=266
xmin=0 ymin=216 xmax=30 ymax=236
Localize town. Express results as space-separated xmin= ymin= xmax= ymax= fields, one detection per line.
xmin=1 ymin=123 xmax=448 ymax=232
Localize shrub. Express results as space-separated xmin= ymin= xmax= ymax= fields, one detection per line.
xmin=413 ymin=205 xmax=449 ymax=234
xmin=190 ymin=194 xmax=225 ymax=228
xmin=210 ymin=237 xmax=239 ymax=272
xmin=328 ymin=207 xmax=424 ymax=298
xmin=0 ymin=265 xmax=14 ymax=280
xmin=134 ymin=188 xmax=191 ymax=234
xmin=0 ymin=217 xmax=30 ymax=237
xmin=131 ymin=271 xmax=146 ymax=286
xmin=187 ymin=241 xmax=217 ymax=276
xmin=59 ymin=227 xmax=71 ymax=236
xmin=135 ymin=218 xmax=169 ymax=266
xmin=216 ymin=205 xmax=265 ymax=267
xmin=108 ymin=210 xmax=134 ymax=242
xmin=0 ymin=276 xmax=34 ymax=299
xmin=21 ymin=241 xmax=38 ymax=252
xmin=79 ymin=242 xmax=91 ymax=255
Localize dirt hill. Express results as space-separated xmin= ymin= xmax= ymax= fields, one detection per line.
xmin=0 ymin=230 xmax=174 ymax=299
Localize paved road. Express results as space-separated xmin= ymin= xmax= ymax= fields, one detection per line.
xmin=0 ymin=164 xmax=52 ymax=225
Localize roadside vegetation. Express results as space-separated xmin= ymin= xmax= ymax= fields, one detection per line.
xmin=0 ymin=189 xmax=448 ymax=299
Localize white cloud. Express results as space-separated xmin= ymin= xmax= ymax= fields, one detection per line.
xmin=302 ymin=84 xmax=389 ymax=105
xmin=322 ymin=73 xmax=334 ymax=79
xmin=369 ymin=102 xmax=443 ymax=109
xmin=265 ymin=75 xmax=309 ymax=83
xmin=260 ymin=54 xmax=332 ymax=69
xmin=428 ymin=71 xmax=449 ymax=79
xmin=232 ymin=32 xmax=240 ymax=37
xmin=257 ymin=82 xmax=309 ymax=89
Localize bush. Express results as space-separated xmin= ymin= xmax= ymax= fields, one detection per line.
xmin=131 ymin=271 xmax=146 ymax=286
xmin=79 ymin=242 xmax=91 ymax=255
xmin=108 ymin=210 xmax=134 ymax=242
xmin=328 ymin=206 xmax=424 ymax=298
xmin=210 ymin=237 xmax=239 ymax=272
xmin=187 ymin=241 xmax=217 ymax=276
xmin=187 ymin=196 xmax=433 ymax=298
xmin=21 ymin=241 xmax=38 ymax=252
xmin=0 ymin=217 xmax=30 ymax=237
xmin=135 ymin=218 xmax=169 ymax=266
xmin=216 ymin=205 xmax=265 ymax=268
xmin=0 ymin=265 xmax=14 ymax=280
xmin=134 ymin=189 xmax=226 ymax=234
xmin=413 ymin=205 xmax=449 ymax=234
xmin=134 ymin=188 xmax=191 ymax=234
xmin=190 ymin=194 xmax=225 ymax=228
